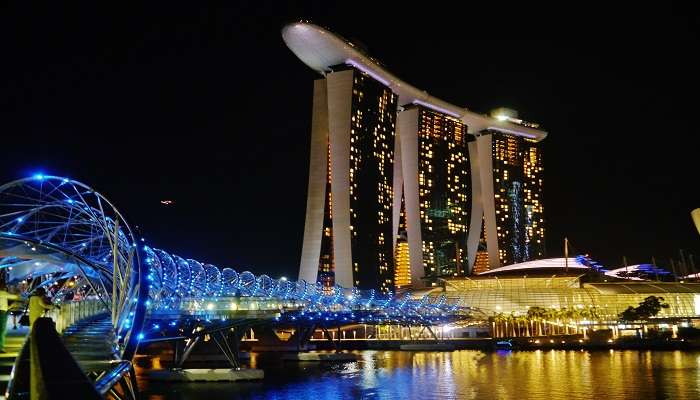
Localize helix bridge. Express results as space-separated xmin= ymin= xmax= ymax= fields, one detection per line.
xmin=0 ymin=175 xmax=470 ymax=374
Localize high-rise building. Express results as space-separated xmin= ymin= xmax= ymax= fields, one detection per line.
xmin=468 ymin=109 xmax=545 ymax=270
xmin=283 ymin=22 xmax=547 ymax=290
xmin=394 ymin=105 xmax=471 ymax=287
xmin=523 ymin=138 xmax=545 ymax=260
xmin=296 ymin=64 xmax=397 ymax=291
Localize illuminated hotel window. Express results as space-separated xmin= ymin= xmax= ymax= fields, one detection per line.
xmin=485 ymin=131 xmax=545 ymax=266
xmin=412 ymin=106 xmax=471 ymax=283
xmin=346 ymin=66 xmax=397 ymax=292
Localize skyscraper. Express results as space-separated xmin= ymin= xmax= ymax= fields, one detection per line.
xmin=283 ymin=22 xmax=547 ymax=290
xmin=394 ymin=105 xmax=471 ymax=287
xmin=297 ymin=64 xmax=397 ymax=291
xmin=468 ymin=109 xmax=545 ymax=270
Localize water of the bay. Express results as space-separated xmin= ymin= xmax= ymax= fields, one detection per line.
xmin=139 ymin=350 xmax=700 ymax=399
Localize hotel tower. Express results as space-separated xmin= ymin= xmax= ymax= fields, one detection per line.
xmin=283 ymin=22 xmax=547 ymax=290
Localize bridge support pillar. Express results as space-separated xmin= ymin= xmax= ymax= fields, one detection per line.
xmin=173 ymin=336 xmax=201 ymax=368
xmin=293 ymin=323 xmax=317 ymax=351
xmin=425 ymin=325 xmax=439 ymax=340
xmin=211 ymin=330 xmax=243 ymax=369
xmin=319 ymin=325 xmax=341 ymax=352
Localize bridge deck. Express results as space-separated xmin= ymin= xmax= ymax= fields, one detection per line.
xmin=0 ymin=314 xmax=119 ymax=400
xmin=62 ymin=314 xmax=120 ymax=374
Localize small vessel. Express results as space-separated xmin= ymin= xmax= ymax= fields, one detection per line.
xmin=494 ymin=339 xmax=514 ymax=350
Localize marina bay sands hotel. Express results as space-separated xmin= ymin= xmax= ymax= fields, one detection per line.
xmin=283 ymin=22 xmax=547 ymax=291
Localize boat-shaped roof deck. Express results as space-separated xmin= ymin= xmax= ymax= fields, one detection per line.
xmin=282 ymin=21 xmax=547 ymax=141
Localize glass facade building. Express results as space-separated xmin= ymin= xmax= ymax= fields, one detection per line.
xmin=482 ymin=130 xmax=545 ymax=267
xmin=522 ymin=139 xmax=545 ymax=260
xmin=298 ymin=64 xmax=397 ymax=292
xmin=415 ymin=106 xmax=471 ymax=281
xmin=443 ymin=275 xmax=700 ymax=320
xmin=347 ymin=67 xmax=398 ymax=291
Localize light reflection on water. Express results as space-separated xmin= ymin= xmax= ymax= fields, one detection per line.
xmin=139 ymin=350 xmax=700 ymax=400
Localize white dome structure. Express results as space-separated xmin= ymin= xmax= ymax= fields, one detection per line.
xmin=477 ymin=258 xmax=589 ymax=276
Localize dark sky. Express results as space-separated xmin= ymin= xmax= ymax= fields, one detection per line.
xmin=1 ymin=2 xmax=698 ymax=278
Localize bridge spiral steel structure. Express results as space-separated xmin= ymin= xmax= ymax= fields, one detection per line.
xmin=0 ymin=175 xmax=466 ymax=360
xmin=0 ymin=175 xmax=146 ymax=360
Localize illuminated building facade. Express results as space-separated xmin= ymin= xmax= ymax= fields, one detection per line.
xmin=394 ymin=233 xmax=411 ymax=288
xmin=298 ymin=65 xmax=397 ymax=291
xmin=468 ymin=115 xmax=545 ymax=269
xmin=394 ymin=106 xmax=471 ymax=287
xmin=393 ymin=196 xmax=411 ymax=288
xmin=284 ymin=22 xmax=548 ymax=290
xmin=442 ymin=259 xmax=700 ymax=320
xmin=523 ymin=138 xmax=545 ymax=259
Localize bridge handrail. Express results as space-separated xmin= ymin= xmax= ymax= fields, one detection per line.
xmin=6 ymin=318 xmax=103 ymax=399
xmin=93 ymin=360 xmax=134 ymax=396
xmin=46 ymin=297 xmax=108 ymax=334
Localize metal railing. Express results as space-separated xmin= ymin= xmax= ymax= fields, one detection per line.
xmin=46 ymin=297 xmax=108 ymax=334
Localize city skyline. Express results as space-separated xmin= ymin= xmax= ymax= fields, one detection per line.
xmin=2 ymin=4 xmax=699 ymax=399
xmin=0 ymin=3 xmax=698 ymax=279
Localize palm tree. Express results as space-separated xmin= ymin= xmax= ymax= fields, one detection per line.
xmin=504 ymin=313 xmax=512 ymax=337
xmin=527 ymin=306 xmax=546 ymax=336
xmin=544 ymin=308 xmax=558 ymax=335
xmin=492 ymin=313 xmax=506 ymax=337
xmin=560 ymin=307 xmax=577 ymax=334
xmin=518 ymin=315 xmax=530 ymax=336
xmin=579 ymin=307 xmax=591 ymax=322
xmin=558 ymin=308 xmax=567 ymax=334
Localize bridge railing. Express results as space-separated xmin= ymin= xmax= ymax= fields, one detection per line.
xmin=46 ymin=297 xmax=108 ymax=334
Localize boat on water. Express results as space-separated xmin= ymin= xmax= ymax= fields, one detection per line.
xmin=494 ymin=339 xmax=514 ymax=350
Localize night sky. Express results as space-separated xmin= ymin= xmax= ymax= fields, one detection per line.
xmin=1 ymin=2 xmax=698 ymax=278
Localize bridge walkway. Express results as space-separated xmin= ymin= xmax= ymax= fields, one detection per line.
xmin=62 ymin=314 xmax=121 ymax=377
xmin=2 ymin=314 xmax=137 ymax=400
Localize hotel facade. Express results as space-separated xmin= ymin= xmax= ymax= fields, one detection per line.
xmin=284 ymin=22 xmax=547 ymax=290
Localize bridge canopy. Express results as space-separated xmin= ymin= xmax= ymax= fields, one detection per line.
xmin=0 ymin=175 xmax=147 ymax=360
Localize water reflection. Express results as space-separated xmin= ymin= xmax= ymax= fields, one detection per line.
xmin=139 ymin=350 xmax=700 ymax=400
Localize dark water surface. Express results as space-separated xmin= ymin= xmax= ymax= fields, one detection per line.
xmin=139 ymin=350 xmax=700 ymax=399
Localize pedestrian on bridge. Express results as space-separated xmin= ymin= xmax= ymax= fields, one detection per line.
xmin=29 ymin=287 xmax=56 ymax=329
xmin=0 ymin=285 xmax=20 ymax=352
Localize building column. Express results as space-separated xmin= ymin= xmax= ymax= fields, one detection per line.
xmin=326 ymin=70 xmax=355 ymax=288
xmin=298 ymin=79 xmax=329 ymax=283
xmin=476 ymin=134 xmax=501 ymax=269
xmin=392 ymin=126 xmax=403 ymax=253
xmin=397 ymin=108 xmax=425 ymax=288
xmin=466 ymin=140 xmax=483 ymax=273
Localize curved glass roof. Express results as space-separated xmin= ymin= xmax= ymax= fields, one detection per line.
xmin=477 ymin=258 xmax=588 ymax=276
